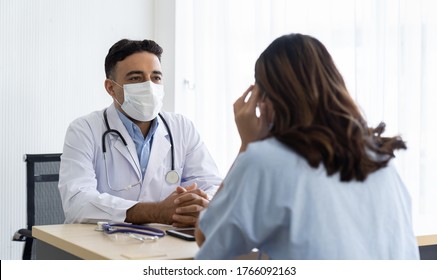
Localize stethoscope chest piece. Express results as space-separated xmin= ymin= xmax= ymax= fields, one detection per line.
xmin=165 ymin=170 xmax=180 ymax=184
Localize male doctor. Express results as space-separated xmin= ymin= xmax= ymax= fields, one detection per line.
xmin=58 ymin=39 xmax=221 ymax=227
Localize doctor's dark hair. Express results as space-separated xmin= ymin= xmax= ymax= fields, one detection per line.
xmin=255 ymin=33 xmax=406 ymax=182
xmin=104 ymin=39 xmax=163 ymax=78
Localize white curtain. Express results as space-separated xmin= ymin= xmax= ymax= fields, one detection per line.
xmin=175 ymin=0 xmax=437 ymax=235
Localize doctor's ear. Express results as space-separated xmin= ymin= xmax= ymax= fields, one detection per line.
xmin=104 ymin=79 xmax=116 ymax=97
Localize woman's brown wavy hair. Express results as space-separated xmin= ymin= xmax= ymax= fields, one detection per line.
xmin=255 ymin=34 xmax=406 ymax=181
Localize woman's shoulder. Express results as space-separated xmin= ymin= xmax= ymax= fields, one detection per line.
xmin=247 ymin=137 xmax=292 ymax=154
xmin=243 ymin=138 xmax=302 ymax=166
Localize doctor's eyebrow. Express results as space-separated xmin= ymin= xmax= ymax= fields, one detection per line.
xmin=125 ymin=70 xmax=163 ymax=76
xmin=125 ymin=70 xmax=145 ymax=77
xmin=151 ymin=70 xmax=163 ymax=76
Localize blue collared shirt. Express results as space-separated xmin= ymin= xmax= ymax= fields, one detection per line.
xmin=116 ymin=110 xmax=159 ymax=177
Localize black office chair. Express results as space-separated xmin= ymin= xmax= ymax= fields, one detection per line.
xmin=12 ymin=153 xmax=64 ymax=260
xmin=419 ymin=244 xmax=437 ymax=260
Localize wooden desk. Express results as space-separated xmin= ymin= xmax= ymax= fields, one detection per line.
xmin=417 ymin=234 xmax=437 ymax=247
xmin=32 ymin=224 xmax=199 ymax=260
xmin=416 ymin=234 xmax=437 ymax=260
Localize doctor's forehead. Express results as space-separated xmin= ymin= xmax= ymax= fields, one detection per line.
xmin=113 ymin=52 xmax=162 ymax=77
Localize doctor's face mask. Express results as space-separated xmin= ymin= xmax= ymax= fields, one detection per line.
xmin=113 ymin=81 xmax=165 ymax=122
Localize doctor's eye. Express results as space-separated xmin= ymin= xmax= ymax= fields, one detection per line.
xmin=128 ymin=76 xmax=142 ymax=82
xmin=152 ymin=76 xmax=162 ymax=83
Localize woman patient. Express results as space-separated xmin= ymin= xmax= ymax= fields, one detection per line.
xmin=195 ymin=33 xmax=419 ymax=260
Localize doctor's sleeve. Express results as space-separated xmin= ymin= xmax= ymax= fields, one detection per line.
xmin=58 ymin=118 xmax=136 ymax=223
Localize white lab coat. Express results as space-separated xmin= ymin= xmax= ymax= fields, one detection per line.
xmin=58 ymin=104 xmax=222 ymax=223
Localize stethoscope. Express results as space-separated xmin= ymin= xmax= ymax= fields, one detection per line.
xmin=96 ymin=221 xmax=165 ymax=241
xmin=102 ymin=108 xmax=180 ymax=191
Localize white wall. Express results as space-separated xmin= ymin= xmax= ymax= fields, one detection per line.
xmin=0 ymin=0 xmax=178 ymax=259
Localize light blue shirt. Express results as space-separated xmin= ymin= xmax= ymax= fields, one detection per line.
xmin=116 ymin=110 xmax=159 ymax=177
xmin=196 ymin=138 xmax=419 ymax=260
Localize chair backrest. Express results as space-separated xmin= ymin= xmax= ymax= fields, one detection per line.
xmin=23 ymin=153 xmax=64 ymax=259
xmin=419 ymin=245 xmax=437 ymax=260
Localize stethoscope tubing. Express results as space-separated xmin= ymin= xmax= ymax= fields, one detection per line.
xmin=102 ymin=223 xmax=165 ymax=237
xmin=102 ymin=108 xmax=175 ymax=170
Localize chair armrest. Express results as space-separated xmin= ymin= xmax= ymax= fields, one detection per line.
xmin=12 ymin=228 xmax=33 ymax=241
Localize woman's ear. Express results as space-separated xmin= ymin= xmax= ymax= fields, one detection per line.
xmin=264 ymin=96 xmax=275 ymax=124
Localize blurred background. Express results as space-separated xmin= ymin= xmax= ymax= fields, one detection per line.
xmin=1 ymin=0 xmax=436 ymax=259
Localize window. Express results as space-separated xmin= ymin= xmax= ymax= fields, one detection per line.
xmin=175 ymin=0 xmax=437 ymax=235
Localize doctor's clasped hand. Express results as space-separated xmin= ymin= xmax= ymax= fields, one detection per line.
xmin=127 ymin=183 xmax=209 ymax=227
xmin=173 ymin=183 xmax=209 ymax=227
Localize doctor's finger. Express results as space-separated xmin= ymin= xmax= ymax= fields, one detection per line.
xmin=171 ymin=222 xmax=194 ymax=228
xmin=185 ymin=188 xmax=208 ymax=199
xmin=175 ymin=186 xmax=187 ymax=194
xmin=173 ymin=192 xmax=197 ymax=204
xmin=172 ymin=214 xmax=197 ymax=226
xmin=174 ymin=193 xmax=209 ymax=207
xmin=184 ymin=182 xmax=198 ymax=191
xmin=175 ymin=183 xmax=197 ymax=194
xmin=176 ymin=204 xmax=204 ymax=214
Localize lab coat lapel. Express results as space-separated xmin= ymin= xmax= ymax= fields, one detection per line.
xmin=142 ymin=118 xmax=171 ymax=188
xmin=106 ymin=105 xmax=142 ymax=179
